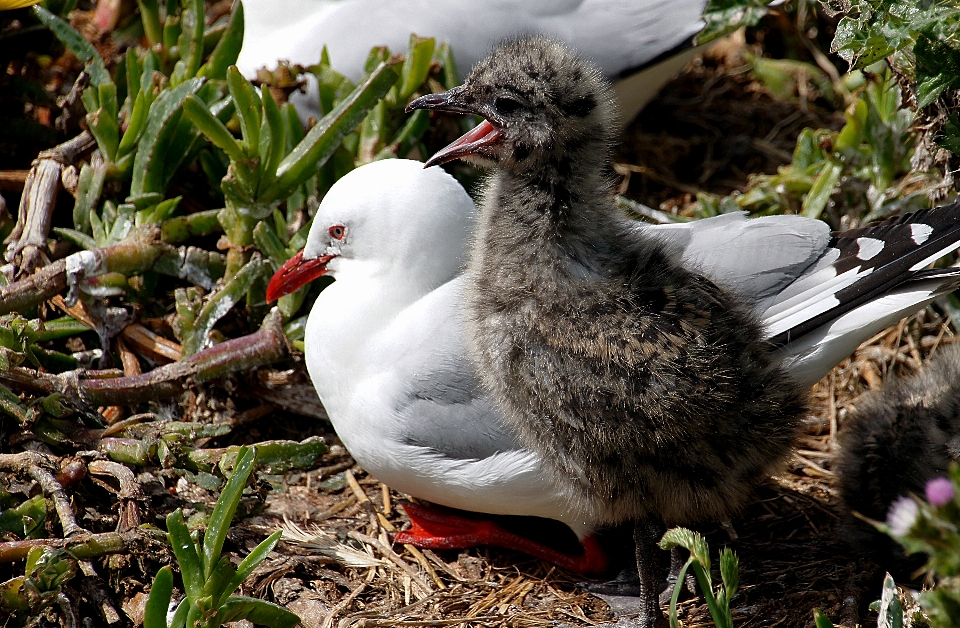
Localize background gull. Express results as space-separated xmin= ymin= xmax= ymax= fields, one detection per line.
xmin=238 ymin=0 xmax=709 ymax=123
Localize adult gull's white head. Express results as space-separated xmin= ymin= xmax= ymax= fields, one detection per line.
xmin=268 ymin=158 xmax=475 ymax=302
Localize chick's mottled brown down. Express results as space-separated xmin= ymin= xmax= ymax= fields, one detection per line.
xmin=411 ymin=36 xmax=807 ymax=626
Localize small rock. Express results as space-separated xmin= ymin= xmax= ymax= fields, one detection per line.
xmin=286 ymin=591 xmax=331 ymax=628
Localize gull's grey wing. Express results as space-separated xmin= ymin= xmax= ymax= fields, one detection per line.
xmin=646 ymin=212 xmax=831 ymax=310
xmin=372 ymin=277 xmax=521 ymax=462
xmin=394 ymin=354 xmax=521 ymax=461
xmin=646 ymin=207 xmax=960 ymax=377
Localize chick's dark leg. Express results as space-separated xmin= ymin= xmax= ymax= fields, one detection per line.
xmin=634 ymin=517 xmax=668 ymax=628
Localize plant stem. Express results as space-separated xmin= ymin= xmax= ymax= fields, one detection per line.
xmin=0 ymin=309 xmax=290 ymax=405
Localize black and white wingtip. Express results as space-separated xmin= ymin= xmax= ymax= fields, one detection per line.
xmin=763 ymin=202 xmax=960 ymax=386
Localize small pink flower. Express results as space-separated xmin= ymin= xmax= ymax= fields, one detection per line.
xmin=887 ymin=496 xmax=919 ymax=536
xmin=926 ymin=477 xmax=955 ymax=506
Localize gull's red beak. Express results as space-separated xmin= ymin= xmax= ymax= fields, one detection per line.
xmin=406 ymin=89 xmax=501 ymax=167
xmin=266 ymin=251 xmax=335 ymax=302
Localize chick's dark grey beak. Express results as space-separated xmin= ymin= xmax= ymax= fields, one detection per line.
xmin=407 ymin=88 xmax=502 ymax=168
xmin=405 ymin=87 xmax=475 ymax=115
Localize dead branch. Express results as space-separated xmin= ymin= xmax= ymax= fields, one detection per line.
xmin=0 ymin=527 xmax=168 ymax=564
xmin=0 ymin=308 xmax=290 ymax=405
xmin=0 ymin=257 xmax=69 ymax=315
xmin=0 ymin=170 xmax=30 ymax=191
xmin=0 ymin=450 xmax=58 ymax=474
xmin=0 ymin=229 xmax=226 ymax=315
xmin=30 ymin=465 xmax=86 ymax=538
xmin=4 ymin=131 xmax=96 ymax=275
xmin=87 ymin=460 xmax=143 ymax=531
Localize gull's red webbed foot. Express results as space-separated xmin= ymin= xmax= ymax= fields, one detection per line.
xmin=394 ymin=501 xmax=609 ymax=575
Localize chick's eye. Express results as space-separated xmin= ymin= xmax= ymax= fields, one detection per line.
xmin=495 ymin=96 xmax=521 ymax=115
xmin=329 ymin=225 xmax=345 ymax=240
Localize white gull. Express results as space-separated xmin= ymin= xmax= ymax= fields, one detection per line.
xmin=267 ymin=157 xmax=960 ymax=571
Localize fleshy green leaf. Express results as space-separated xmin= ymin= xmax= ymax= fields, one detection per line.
xmin=262 ymin=58 xmax=402 ymax=203
xmin=168 ymin=598 xmax=190 ymax=628
xmin=252 ymin=221 xmax=288 ymax=271
xmin=136 ymin=0 xmax=162 ymax=47
xmin=699 ymin=0 xmax=771 ymax=45
xmin=53 ymin=227 xmax=98 ymax=251
xmin=398 ymin=34 xmax=436 ymax=100
xmin=32 ymin=5 xmax=110 ymax=86
xmin=143 ymin=566 xmax=174 ymax=628
xmin=161 ymin=208 xmax=223 ymax=243
xmin=202 ymin=446 xmax=257 ymax=577
xmin=131 ymin=77 xmax=206 ymax=196
xmin=182 ymin=256 xmax=268 ymax=355
xmin=220 ymin=530 xmax=282 ymax=606
xmin=227 ymin=65 xmax=262 ymax=155
xmin=877 ymin=573 xmax=904 ymax=628
xmin=216 ymin=596 xmax=300 ymax=628
xmin=84 ymin=83 xmax=120 ymax=162
xmin=165 ymin=509 xmax=204 ymax=599
xmin=813 ymin=609 xmax=836 ymax=628
xmin=435 ymin=41 xmax=459 ymax=89
xmin=184 ymin=94 xmax=246 ymax=163
xmin=118 ymin=72 xmax=159 ymax=158
xmin=719 ymin=547 xmax=739 ymax=600
xmin=800 ymin=160 xmax=843 ymax=218
xmin=170 ymin=0 xmax=205 ymax=84
xmin=668 ymin=557 xmax=693 ymax=628
xmin=73 ymin=162 xmax=106 ymax=232
xmin=0 ymin=494 xmax=46 ymax=538
xmin=159 ymin=83 xmax=230 ymax=194
xmin=257 ymin=87 xmax=286 ymax=194
xmin=201 ymin=555 xmax=239 ymax=607
xmin=200 ymin=1 xmax=244 ymax=80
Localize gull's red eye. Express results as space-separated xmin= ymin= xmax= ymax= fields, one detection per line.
xmin=329 ymin=225 xmax=345 ymax=240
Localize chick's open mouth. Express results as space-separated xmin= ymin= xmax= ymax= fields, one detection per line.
xmin=424 ymin=119 xmax=502 ymax=167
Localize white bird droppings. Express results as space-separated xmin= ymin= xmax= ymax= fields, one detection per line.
xmin=64 ymin=249 xmax=103 ymax=306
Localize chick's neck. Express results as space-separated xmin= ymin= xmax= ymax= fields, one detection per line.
xmin=476 ymin=134 xmax=626 ymax=284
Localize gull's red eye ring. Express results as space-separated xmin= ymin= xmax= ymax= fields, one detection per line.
xmin=329 ymin=225 xmax=345 ymax=240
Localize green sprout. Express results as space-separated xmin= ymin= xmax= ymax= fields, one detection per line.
xmin=144 ymin=446 xmax=299 ymax=628
xmin=0 ymin=547 xmax=78 ymax=619
xmin=659 ymin=527 xmax=739 ymax=628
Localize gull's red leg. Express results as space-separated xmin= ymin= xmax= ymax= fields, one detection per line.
xmin=393 ymin=501 xmax=609 ymax=575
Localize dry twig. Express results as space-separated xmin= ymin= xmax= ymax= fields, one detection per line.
xmin=4 ymin=131 xmax=96 ymax=275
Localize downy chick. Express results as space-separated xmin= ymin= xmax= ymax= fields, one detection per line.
xmin=410 ymin=36 xmax=806 ymax=626
xmin=407 ymin=35 xmax=960 ymax=627
xmin=836 ymin=343 xmax=960 ymax=576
